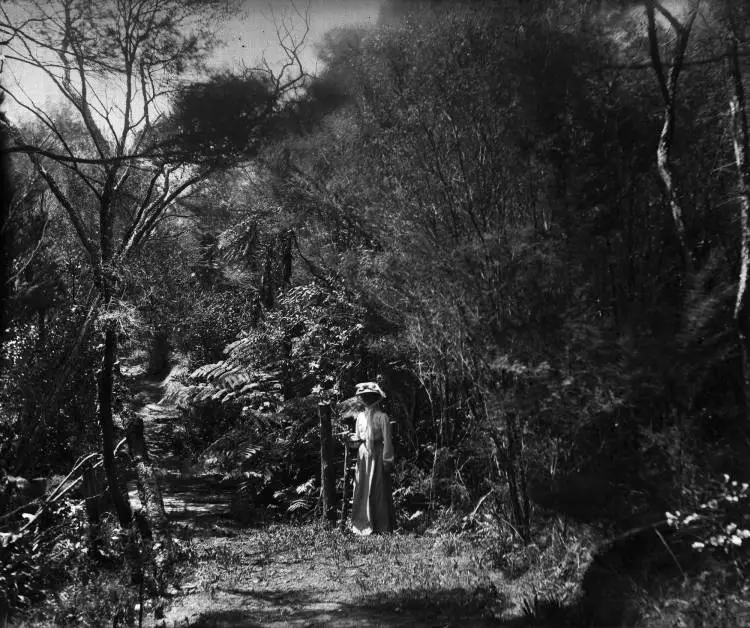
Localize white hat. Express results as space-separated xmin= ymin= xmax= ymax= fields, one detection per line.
xmin=355 ymin=381 xmax=386 ymax=398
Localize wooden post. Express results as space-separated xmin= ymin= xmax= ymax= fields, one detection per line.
xmin=339 ymin=442 xmax=349 ymax=531
xmin=82 ymin=465 xmax=106 ymax=554
xmin=318 ymin=402 xmax=336 ymax=523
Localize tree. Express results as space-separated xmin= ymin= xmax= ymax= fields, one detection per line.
xmin=266 ymin=2 xmax=612 ymax=537
xmin=645 ymin=0 xmax=701 ymax=275
xmin=0 ymin=108 xmax=14 ymax=361
xmin=0 ymin=0 xmax=223 ymax=544
xmin=719 ymin=0 xmax=750 ymax=424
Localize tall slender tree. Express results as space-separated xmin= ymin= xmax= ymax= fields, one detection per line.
xmin=0 ymin=0 xmax=222 ymax=535
xmin=720 ymin=0 xmax=750 ymax=424
xmin=646 ymin=0 xmax=701 ymax=275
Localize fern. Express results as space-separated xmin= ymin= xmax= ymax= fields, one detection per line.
xmin=200 ymin=430 xmax=263 ymax=472
xmin=295 ymin=478 xmax=315 ymax=495
xmin=287 ymin=498 xmax=311 ymax=513
xmin=241 ymin=442 xmax=261 ymax=460
xmin=170 ymin=282 xmax=365 ymax=517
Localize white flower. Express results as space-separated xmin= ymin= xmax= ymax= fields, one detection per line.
xmin=727 ymin=523 xmax=738 ymax=534
xmin=691 ymin=541 xmax=705 ymax=550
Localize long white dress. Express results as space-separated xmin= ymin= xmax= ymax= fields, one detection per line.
xmin=351 ymin=405 xmax=395 ymax=535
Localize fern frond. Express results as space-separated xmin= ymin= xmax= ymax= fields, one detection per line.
xmin=190 ymin=362 xmax=223 ymax=379
xmin=287 ymin=498 xmax=311 ymax=513
xmin=241 ymin=442 xmax=262 ymax=460
xmin=295 ymin=478 xmax=316 ymax=495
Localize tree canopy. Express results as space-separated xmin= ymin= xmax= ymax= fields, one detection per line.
xmin=4 ymin=0 xmax=750 ymax=625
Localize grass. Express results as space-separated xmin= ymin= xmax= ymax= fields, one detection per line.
xmin=155 ymin=517 xmax=603 ymax=627
xmin=159 ymin=521 xmax=508 ymax=626
xmin=15 ymin=509 xmax=750 ymax=627
xmin=6 ymin=505 xmax=610 ymax=626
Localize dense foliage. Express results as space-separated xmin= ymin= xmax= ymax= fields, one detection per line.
xmin=4 ymin=0 xmax=750 ymax=624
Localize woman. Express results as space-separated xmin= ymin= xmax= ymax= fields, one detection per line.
xmin=349 ymin=381 xmax=395 ymax=535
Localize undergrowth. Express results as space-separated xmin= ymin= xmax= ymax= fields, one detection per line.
xmin=4 ymin=505 xmax=194 ymax=627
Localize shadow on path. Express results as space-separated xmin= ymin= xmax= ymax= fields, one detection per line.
xmin=159 ymin=586 xmax=512 ymax=627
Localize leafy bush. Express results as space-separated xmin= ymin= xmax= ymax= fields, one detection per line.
xmin=1 ymin=498 xmax=92 ymax=621
xmin=1 ymin=299 xmax=99 ymax=476
xmin=667 ymin=474 xmax=750 ymax=566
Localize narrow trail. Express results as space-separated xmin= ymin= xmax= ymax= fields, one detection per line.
xmin=126 ymin=378 xmax=513 ymax=628
xmin=127 ymin=381 xmax=234 ymax=526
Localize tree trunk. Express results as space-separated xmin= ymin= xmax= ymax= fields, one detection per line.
xmin=646 ymin=1 xmax=698 ymax=275
xmin=727 ymin=36 xmax=750 ymax=424
xmin=0 ymin=111 xmax=13 ymax=360
xmin=124 ymin=412 xmax=170 ymax=545
xmin=97 ymin=322 xmax=133 ymax=529
xmin=656 ymin=103 xmax=693 ymax=274
xmin=504 ymin=412 xmax=531 ymax=543
xmin=319 ymin=403 xmax=336 ymax=523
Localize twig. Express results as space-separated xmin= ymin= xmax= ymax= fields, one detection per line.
xmin=0 ymin=498 xmax=41 ymax=524
xmin=1 ymin=451 xmax=100 ymax=525
xmin=47 ymin=451 xmax=99 ymax=503
xmin=469 ymin=489 xmax=493 ymax=519
xmin=654 ymin=527 xmax=686 ymax=580
xmin=497 ymin=515 xmax=524 ymax=542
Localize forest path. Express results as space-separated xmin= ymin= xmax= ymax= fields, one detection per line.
xmin=126 ymin=379 xmax=234 ymax=525
xmin=152 ymin=525 xmax=509 ymax=628
xmin=125 ymin=377 xmax=516 ymax=627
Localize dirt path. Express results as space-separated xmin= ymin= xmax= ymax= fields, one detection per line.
xmin=154 ymin=525 xmax=508 ymax=627
xmin=127 ymin=382 xmax=234 ymax=523
xmin=127 ymin=379 xmax=516 ymax=627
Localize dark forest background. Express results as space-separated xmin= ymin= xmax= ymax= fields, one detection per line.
xmin=3 ymin=0 xmax=750 ymax=625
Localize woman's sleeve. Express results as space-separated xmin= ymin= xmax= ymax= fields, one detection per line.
xmin=381 ymin=412 xmax=394 ymax=468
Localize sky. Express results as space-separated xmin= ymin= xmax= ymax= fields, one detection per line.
xmin=212 ymin=0 xmax=381 ymax=74
xmin=1 ymin=0 xmax=382 ymax=122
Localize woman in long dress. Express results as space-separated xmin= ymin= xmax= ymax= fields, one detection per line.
xmin=349 ymin=382 xmax=395 ymax=535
